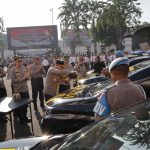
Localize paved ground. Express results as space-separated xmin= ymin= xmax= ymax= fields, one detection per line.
xmin=0 ymin=75 xmax=45 ymax=142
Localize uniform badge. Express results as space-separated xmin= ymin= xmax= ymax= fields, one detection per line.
xmin=93 ymin=90 xmax=111 ymax=117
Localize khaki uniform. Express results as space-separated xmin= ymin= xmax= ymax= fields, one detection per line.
xmin=94 ymin=79 xmax=146 ymax=119
xmin=30 ymin=64 xmax=45 ymax=78
xmin=10 ymin=66 xmax=29 ymax=93
xmin=6 ymin=63 xmax=15 ymax=79
xmin=10 ymin=65 xmax=30 ymax=123
xmin=43 ymin=67 xmax=69 ymax=98
xmin=74 ymin=64 xmax=87 ymax=77
xmin=59 ymin=63 xmax=74 ymax=93
xmin=30 ymin=63 xmax=45 ymax=109
xmin=107 ymin=79 xmax=146 ymax=112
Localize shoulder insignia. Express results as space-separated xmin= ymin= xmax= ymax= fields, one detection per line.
xmin=93 ymin=90 xmax=111 ymax=117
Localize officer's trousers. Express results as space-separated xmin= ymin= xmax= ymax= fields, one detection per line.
xmin=31 ymin=77 xmax=44 ymax=107
xmin=14 ymin=91 xmax=29 ymax=120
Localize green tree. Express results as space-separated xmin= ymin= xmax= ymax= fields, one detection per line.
xmin=58 ymin=0 xmax=84 ymax=54
xmin=97 ymin=0 xmax=142 ymax=50
xmin=80 ymin=0 xmax=107 ymax=54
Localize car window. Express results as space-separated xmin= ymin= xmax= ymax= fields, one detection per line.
xmin=139 ymin=79 xmax=150 ymax=98
xmin=129 ymin=60 xmax=150 ymax=75
xmin=59 ymin=100 xmax=150 ymax=150
xmin=92 ymin=79 xmax=114 ymax=97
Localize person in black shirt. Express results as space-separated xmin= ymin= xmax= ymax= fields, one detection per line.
xmin=0 ymin=66 xmax=7 ymax=123
xmin=93 ymin=56 xmax=106 ymax=74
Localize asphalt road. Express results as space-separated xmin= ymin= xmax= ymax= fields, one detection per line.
xmin=0 ymin=76 xmax=45 ymax=142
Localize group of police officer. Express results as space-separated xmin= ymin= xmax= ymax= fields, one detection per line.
xmin=0 ymin=51 xmax=147 ymax=125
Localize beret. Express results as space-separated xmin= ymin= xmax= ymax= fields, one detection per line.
xmin=109 ymin=57 xmax=129 ymax=71
xmin=115 ymin=50 xmax=124 ymax=58
xmin=56 ymin=59 xmax=64 ymax=65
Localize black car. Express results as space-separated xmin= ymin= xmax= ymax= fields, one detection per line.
xmin=78 ymin=56 xmax=150 ymax=85
xmin=0 ymin=99 xmax=150 ymax=150
xmin=42 ymin=61 xmax=150 ymax=134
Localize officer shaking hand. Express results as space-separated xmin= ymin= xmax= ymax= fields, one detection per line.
xmin=93 ymin=57 xmax=146 ymax=121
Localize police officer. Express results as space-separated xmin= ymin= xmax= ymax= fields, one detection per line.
xmin=74 ymin=57 xmax=87 ymax=78
xmin=43 ymin=59 xmax=69 ymax=101
xmin=29 ymin=56 xmax=45 ymax=111
xmin=59 ymin=56 xmax=74 ymax=93
xmin=10 ymin=56 xmax=31 ymax=124
xmin=93 ymin=57 xmax=146 ymax=120
xmin=101 ymin=50 xmax=124 ymax=77
xmin=115 ymin=50 xmax=124 ymax=58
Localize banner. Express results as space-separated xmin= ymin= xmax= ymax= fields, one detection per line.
xmin=7 ymin=25 xmax=58 ymax=50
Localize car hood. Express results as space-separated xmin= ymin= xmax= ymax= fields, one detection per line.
xmin=0 ymin=135 xmax=67 ymax=149
xmin=45 ymin=84 xmax=92 ymax=106
xmin=0 ymin=136 xmax=50 ymax=149
xmin=45 ymin=96 xmax=95 ymax=108
xmin=57 ymin=99 xmax=150 ymax=150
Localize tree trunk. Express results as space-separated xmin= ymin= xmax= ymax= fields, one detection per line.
xmin=1 ymin=49 xmax=4 ymax=58
xmin=70 ymin=41 xmax=76 ymax=54
xmin=94 ymin=41 xmax=97 ymax=55
xmin=116 ymin=28 xmax=124 ymax=50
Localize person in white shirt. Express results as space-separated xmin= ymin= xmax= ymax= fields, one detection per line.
xmin=42 ymin=56 xmax=50 ymax=75
xmin=69 ymin=54 xmax=76 ymax=67
xmin=84 ymin=55 xmax=91 ymax=70
xmin=90 ymin=54 xmax=96 ymax=69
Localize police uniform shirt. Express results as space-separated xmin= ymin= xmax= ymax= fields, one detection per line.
xmin=43 ymin=67 xmax=69 ymax=96
xmin=74 ymin=64 xmax=87 ymax=77
xmin=30 ymin=63 xmax=45 ymax=78
xmin=107 ymin=79 xmax=146 ymax=112
xmin=93 ymin=79 xmax=146 ymax=117
xmin=0 ymin=67 xmax=5 ymax=88
xmin=10 ymin=66 xmax=29 ymax=93
xmin=59 ymin=63 xmax=74 ymax=85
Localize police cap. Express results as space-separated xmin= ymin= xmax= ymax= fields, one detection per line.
xmin=56 ymin=59 xmax=64 ymax=65
xmin=14 ymin=55 xmax=22 ymax=61
xmin=115 ymin=50 xmax=124 ymax=58
xmin=109 ymin=57 xmax=129 ymax=71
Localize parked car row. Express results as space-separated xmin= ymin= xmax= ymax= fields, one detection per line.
xmin=0 ymin=99 xmax=150 ymax=149
xmin=41 ymin=60 xmax=150 ymax=134
xmin=0 ymin=56 xmax=150 ymax=149
xmin=78 ymin=56 xmax=150 ymax=85
xmin=129 ymin=50 xmax=150 ymax=56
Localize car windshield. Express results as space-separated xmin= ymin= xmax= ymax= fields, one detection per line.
xmin=91 ymin=79 xmax=114 ymax=97
xmin=129 ymin=60 xmax=150 ymax=75
xmin=87 ymin=60 xmax=150 ymax=97
xmin=58 ymin=100 xmax=150 ymax=150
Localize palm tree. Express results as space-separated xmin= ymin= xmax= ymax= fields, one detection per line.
xmin=81 ymin=0 xmax=106 ymax=54
xmin=58 ymin=0 xmax=83 ymax=54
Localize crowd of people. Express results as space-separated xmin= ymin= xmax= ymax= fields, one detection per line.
xmin=0 ymin=52 xmax=109 ymax=124
xmin=0 ymin=50 xmax=146 ymax=125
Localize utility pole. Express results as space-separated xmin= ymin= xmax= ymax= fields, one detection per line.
xmin=50 ymin=8 xmax=53 ymax=25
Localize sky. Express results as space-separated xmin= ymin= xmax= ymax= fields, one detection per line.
xmin=0 ymin=0 xmax=150 ymax=39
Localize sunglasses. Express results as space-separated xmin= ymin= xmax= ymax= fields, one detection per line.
xmin=16 ymin=60 xmax=22 ymax=62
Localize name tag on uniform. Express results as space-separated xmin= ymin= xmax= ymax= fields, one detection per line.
xmin=93 ymin=91 xmax=111 ymax=117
